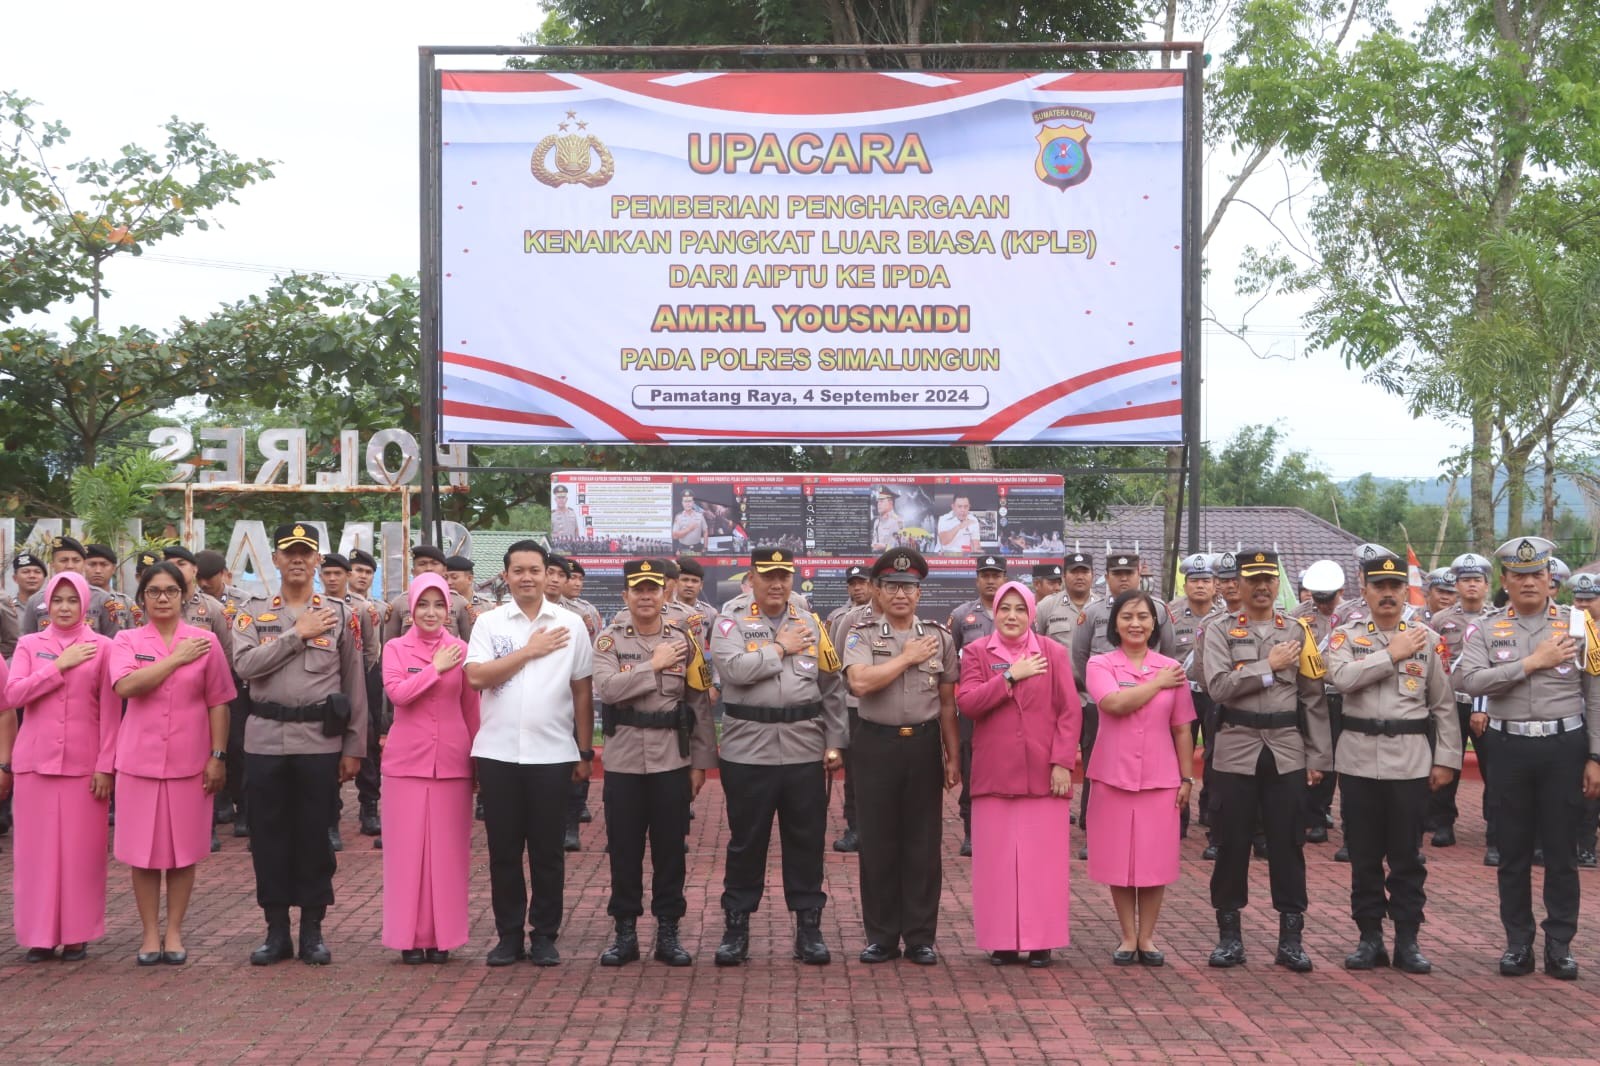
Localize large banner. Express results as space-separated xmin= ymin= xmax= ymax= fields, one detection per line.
xmin=437 ymin=70 xmax=1185 ymax=445
xmin=549 ymin=471 xmax=1065 ymax=622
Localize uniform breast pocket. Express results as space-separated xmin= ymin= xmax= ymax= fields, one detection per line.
xmin=1396 ymin=665 xmax=1425 ymax=698
xmin=304 ymin=641 xmax=340 ymax=675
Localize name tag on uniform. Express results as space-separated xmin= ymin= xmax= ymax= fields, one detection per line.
xmin=407 ymin=667 xmax=422 ymax=674
xmin=36 ymin=651 xmax=56 ymax=660
xmin=136 ymin=654 xmax=157 ymax=663
xmin=991 ymin=662 xmax=1007 ymax=671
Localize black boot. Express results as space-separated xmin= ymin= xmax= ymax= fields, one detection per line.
xmin=1545 ymin=939 xmax=1579 ymax=981
xmin=1393 ymin=922 xmax=1431 ymax=974
xmin=599 ymin=917 xmax=639 ymax=967
xmin=1208 ymin=910 xmax=1245 ymax=968
xmin=298 ymin=906 xmax=332 ymax=965
xmin=1274 ymin=912 xmax=1313 ymax=972
xmin=793 ymin=908 xmax=831 ymax=965
xmin=714 ymin=911 xmax=749 ymax=967
xmin=359 ymin=803 xmax=381 ymax=837
xmin=250 ymin=907 xmax=294 ymax=966
xmin=654 ymin=919 xmax=692 ymax=966
xmin=1344 ymin=922 xmax=1389 ymax=970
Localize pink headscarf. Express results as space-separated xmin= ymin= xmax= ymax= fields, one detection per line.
xmin=41 ymin=571 xmax=93 ymax=643
xmin=986 ymin=580 xmax=1042 ymax=664
xmin=404 ymin=573 xmax=452 ymax=647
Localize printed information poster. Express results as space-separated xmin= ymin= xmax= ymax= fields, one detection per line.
xmin=438 ymin=70 xmax=1185 ymax=445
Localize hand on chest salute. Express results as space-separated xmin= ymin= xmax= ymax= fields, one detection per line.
xmin=293 ymin=609 xmax=337 ymax=640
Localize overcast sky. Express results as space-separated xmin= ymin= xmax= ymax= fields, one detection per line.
xmin=3 ymin=0 xmax=1465 ymax=483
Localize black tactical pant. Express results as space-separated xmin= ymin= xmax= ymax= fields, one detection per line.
xmin=720 ymin=759 xmax=826 ymax=914
xmin=603 ymin=767 xmax=691 ymax=920
xmin=1481 ymin=727 xmax=1585 ymax=948
xmin=1303 ymin=691 xmax=1342 ymax=831
xmin=1341 ymin=775 xmax=1428 ymax=928
xmin=247 ymin=751 xmax=341 ymax=909
xmin=1210 ymin=745 xmax=1308 ymax=914
xmin=1427 ymin=700 xmax=1495 ymax=845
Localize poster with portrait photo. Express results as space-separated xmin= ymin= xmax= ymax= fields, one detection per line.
xmin=865 ymin=483 xmax=938 ymax=553
xmin=671 ymin=483 xmax=745 ymax=555
xmin=928 ymin=486 xmax=1000 ymax=555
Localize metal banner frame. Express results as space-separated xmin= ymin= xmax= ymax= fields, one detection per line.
xmin=417 ymin=42 xmax=1205 ymax=579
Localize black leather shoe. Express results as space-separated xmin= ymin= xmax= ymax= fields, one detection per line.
xmin=579 ymin=804 xmax=593 ymax=823
xmin=328 ymin=826 xmax=344 ymax=853
xmin=160 ymin=949 xmax=187 ymax=966
xmin=832 ymin=828 xmax=859 ymax=853
xmin=959 ymin=836 xmax=972 ymax=857
xmin=1252 ymin=839 xmax=1268 ymax=859
xmin=1333 ymin=846 xmax=1350 ymax=863
xmin=474 ymin=797 xmax=485 ymax=822
xmin=210 ymin=830 xmax=221 ymax=854
xmin=906 ymin=944 xmax=938 ymax=965
xmin=1431 ymin=825 xmax=1456 ymax=847
xmin=401 ymin=949 xmax=425 ymax=965
xmin=373 ymin=836 xmax=382 ymax=850
xmin=1580 ymin=849 xmax=1599 ymax=869
xmin=1534 ymin=848 xmax=1545 ymax=867
xmin=1112 ymin=949 xmax=1137 ymax=966
xmin=136 ymin=950 xmax=163 ymax=967
xmin=599 ymin=918 xmax=639 ymax=967
xmin=1393 ymin=939 xmax=1431 ymax=974
xmin=1499 ymin=944 xmax=1535 ymax=976
xmin=990 ymin=950 xmax=1020 ymax=965
xmin=1305 ymin=826 xmax=1328 ymax=844
xmin=653 ymin=920 xmax=692 ymax=966
xmin=793 ymin=909 xmax=831 ymax=965
xmin=1027 ymin=949 xmax=1053 ymax=968
xmin=298 ymin=922 xmax=332 ymax=966
xmin=714 ymin=912 xmax=749 ymax=966
xmin=529 ymin=934 xmax=560 ymax=966
xmin=1138 ymin=948 xmax=1165 ymax=967
xmin=859 ymin=943 xmax=900 ymax=963
xmin=563 ymin=826 xmax=581 ymax=852
xmin=214 ymin=800 xmax=235 ymax=825
xmin=1201 ymin=843 xmax=1218 ymax=860
xmin=1546 ymin=943 xmax=1579 ymax=981
xmin=250 ymin=916 xmax=294 ymax=966
xmin=359 ymin=809 xmax=381 ymax=836
xmin=1484 ymin=846 xmax=1501 ymax=867
xmin=486 ymin=935 xmax=526 ymax=967
xmin=1344 ymin=938 xmax=1389 ymax=970
xmin=24 ymin=947 xmax=56 ymax=963
xmin=425 ymin=949 xmax=449 ymax=963
xmin=1274 ymin=913 xmax=1313 ymax=972
xmin=232 ymin=818 xmax=250 ymax=838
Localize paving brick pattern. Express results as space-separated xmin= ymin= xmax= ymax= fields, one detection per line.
xmin=0 ymin=776 xmax=1595 ymax=1064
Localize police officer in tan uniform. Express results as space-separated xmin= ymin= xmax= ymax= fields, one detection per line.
xmin=1034 ymin=551 xmax=1098 ymax=652
xmin=1425 ymin=552 xmax=1499 ymax=859
xmin=1200 ymin=549 xmax=1332 ymax=973
xmin=1456 ymin=536 xmax=1600 ymax=980
xmin=948 ymin=553 xmax=1007 ymax=856
xmin=591 ymin=559 xmax=717 ymax=967
xmin=1169 ymin=553 xmax=1221 ymax=838
xmin=826 ymin=564 xmax=874 ymax=854
xmin=196 ymin=549 xmax=253 ymax=836
xmin=83 ymin=544 xmax=135 ymax=629
xmin=322 ymin=552 xmax=383 ymax=845
xmin=1031 ymin=562 xmax=1063 ymax=599
xmin=384 ymin=546 xmax=474 ymax=642
xmin=1326 ymin=548 xmax=1461 ymax=974
xmin=842 ymin=548 xmax=959 ymax=965
xmin=710 ymin=547 xmax=847 ymax=967
xmin=160 ymin=546 xmax=234 ymax=660
xmin=233 ymin=522 xmax=369 ymax=967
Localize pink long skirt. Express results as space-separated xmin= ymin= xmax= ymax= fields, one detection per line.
xmin=971 ymin=795 xmax=1072 ymax=952
xmin=12 ymin=773 xmax=110 ymax=948
xmin=381 ymin=776 xmax=473 ymax=951
xmin=113 ymin=773 xmax=210 ymax=870
xmin=1086 ymin=783 xmax=1181 ymax=888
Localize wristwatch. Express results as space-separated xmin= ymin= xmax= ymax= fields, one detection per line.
xmin=1181 ymin=776 xmax=1196 ymax=784
xmin=578 ymin=750 xmax=596 ymax=761
xmin=1002 ymin=669 xmax=1015 ymax=685
xmin=210 ymin=750 xmax=227 ymax=760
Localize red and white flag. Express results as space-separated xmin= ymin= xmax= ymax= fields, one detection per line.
xmin=1406 ymin=546 xmax=1426 ymax=607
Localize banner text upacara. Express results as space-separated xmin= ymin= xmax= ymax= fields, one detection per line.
xmin=687 ymin=132 xmax=931 ymax=174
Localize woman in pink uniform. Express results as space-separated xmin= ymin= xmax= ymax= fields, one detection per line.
xmin=1084 ymin=589 xmax=1197 ymax=966
xmin=0 ymin=572 xmax=120 ymax=962
xmin=957 ymin=580 xmax=1082 ymax=967
xmin=381 ymin=573 xmax=480 ymax=964
xmin=108 ymin=561 xmax=234 ymax=966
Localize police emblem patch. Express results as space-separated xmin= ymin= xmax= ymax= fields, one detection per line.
xmin=595 ymin=636 xmax=614 ymax=652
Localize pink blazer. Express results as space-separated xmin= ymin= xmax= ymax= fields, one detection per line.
xmin=1084 ymin=648 xmax=1197 ymax=791
xmin=957 ymin=636 xmax=1082 ymax=799
xmin=3 ymin=630 xmax=120 ymax=776
xmin=108 ymin=624 xmax=237 ymax=779
xmin=381 ymin=635 xmax=480 ymax=779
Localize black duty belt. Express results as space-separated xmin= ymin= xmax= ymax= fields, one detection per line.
xmin=1218 ymin=706 xmax=1298 ymax=730
xmin=250 ymin=700 xmax=326 ymax=723
xmin=1340 ymin=716 xmax=1429 ymax=737
xmin=725 ymin=702 xmax=823 ymax=724
xmin=857 ymin=718 xmax=939 ymax=738
xmin=610 ymin=707 xmax=679 ymax=730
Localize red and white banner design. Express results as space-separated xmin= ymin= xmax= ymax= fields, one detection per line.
xmin=437 ymin=70 xmax=1185 ymax=445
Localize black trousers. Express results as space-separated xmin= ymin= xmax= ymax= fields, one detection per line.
xmin=1426 ymin=702 xmax=1495 ymax=844
xmin=1303 ymin=692 xmax=1342 ymax=830
xmin=840 ymin=707 xmax=860 ymax=832
xmin=355 ymin=664 xmax=384 ymax=810
xmin=1482 ymin=727 xmax=1585 ymax=947
xmin=720 ymin=758 xmax=826 ymax=914
xmin=478 ymin=758 xmax=573 ymax=939
xmin=1078 ymin=702 xmax=1100 ymax=824
xmin=1341 ymin=775 xmax=1428 ymax=928
xmin=219 ymin=696 xmax=250 ymax=815
xmin=1210 ymin=745 xmax=1308 ymax=914
xmin=854 ymin=723 xmax=944 ymax=948
xmin=957 ymin=715 xmax=973 ymax=835
xmin=604 ymin=767 xmax=690 ymax=919
xmin=246 ymin=751 xmax=341 ymax=909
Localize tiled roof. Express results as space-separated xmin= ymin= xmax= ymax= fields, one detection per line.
xmin=1062 ymin=505 xmax=1369 ymax=596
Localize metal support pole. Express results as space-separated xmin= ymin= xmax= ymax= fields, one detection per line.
xmin=1182 ymin=47 xmax=1205 ymax=556
xmin=418 ymin=47 xmax=442 ymax=547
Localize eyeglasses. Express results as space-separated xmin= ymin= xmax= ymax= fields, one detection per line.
xmin=883 ymin=585 xmax=919 ymax=597
xmin=144 ymin=587 xmax=183 ymax=600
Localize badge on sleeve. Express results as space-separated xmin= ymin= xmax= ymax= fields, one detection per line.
xmin=717 ymin=618 xmax=736 ymax=638
xmin=1330 ymin=631 xmax=1347 ymax=650
xmin=596 ymin=636 xmax=614 ymax=652
xmin=235 ymin=613 xmax=253 ymax=631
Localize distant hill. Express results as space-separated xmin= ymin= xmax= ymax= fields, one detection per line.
xmin=1339 ymin=475 xmax=1596 ymax=523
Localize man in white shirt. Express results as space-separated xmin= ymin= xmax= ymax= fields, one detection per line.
xmin=465 ymin=540 xmax=595 ymax=968
xmin=935 ymin=495 xmax=983 ymax=553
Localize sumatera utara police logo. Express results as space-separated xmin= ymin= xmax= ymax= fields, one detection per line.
xmin=1031 ymin=106 xmax=1095 ymax=192
xmin=532 ymin=110 xmax=614 ymax=189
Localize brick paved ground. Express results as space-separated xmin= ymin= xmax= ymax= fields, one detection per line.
xmin=0 ymin=772 xmax=1595 ymax=1065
